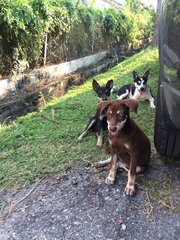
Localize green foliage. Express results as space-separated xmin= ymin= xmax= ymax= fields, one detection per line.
xmin=125 ymin=0 xmax=144 ymax=13
xmin=0 ymin=47 xmax=159 ymax=190
xmin=0 ymin=0 xmax=71 ymax=69
xmin=0 ymin=0 xmax=155 ymax=75
xmin=103 ymin=8 xmax=132 ymax=43
xmin=124 ymin=0 xmax=156 ymax=46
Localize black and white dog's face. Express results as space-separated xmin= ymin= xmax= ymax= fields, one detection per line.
xmin=133 ymin=70 xmax=150 ymax=94
xmin=92 ymin=79 xmax=113 ymax=101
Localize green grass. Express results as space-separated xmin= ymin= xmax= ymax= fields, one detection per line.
xmin=0 ymin=47 xmax=159 ymax=191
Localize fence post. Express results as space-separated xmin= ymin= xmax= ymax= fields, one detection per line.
xmin=44 ymin=33 xmax=48 ymax=66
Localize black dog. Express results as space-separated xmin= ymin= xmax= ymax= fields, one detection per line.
xmin=92 ymin=79 xmax=113 ymax=101
xmin=77 ymin=79 xmax=113 ymax=147
xmin=117 ymin=70 xmax=155 ymax=108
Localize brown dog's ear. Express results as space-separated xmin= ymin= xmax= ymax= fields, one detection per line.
xmin=122 ymin=99 xmax=139 ymax=113
xmin=92 ymin=79 xmax=100 ymax=92
xmin=106 ymin=79 xmax=113 ymax=89
xmin=97 ymin=100 xmax=111 ymax=117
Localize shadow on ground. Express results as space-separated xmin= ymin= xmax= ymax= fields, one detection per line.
xmin=0 ymin=160 xmax=179 ymax=240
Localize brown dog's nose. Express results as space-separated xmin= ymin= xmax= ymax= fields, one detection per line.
xmin=109 ymin=126 xmax=117 ymax=132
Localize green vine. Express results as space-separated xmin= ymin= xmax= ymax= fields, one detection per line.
xmin=0 ymin=0 xmax=155 ymax=76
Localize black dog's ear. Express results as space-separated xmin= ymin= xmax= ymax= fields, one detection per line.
xmin=132 ymin=71 xmax=138 ymax=81
xmin=92 ymin=79 xmax=100 ymax=92
xmin=98 ymin=100 xmax=111 ymax=117
xmin=106 ymin=79 xmax=113 ymax=90
xmin=143 ymin=70 xmax=150 ymax=80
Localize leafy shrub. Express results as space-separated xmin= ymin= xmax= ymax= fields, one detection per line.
xmin=0 ymin=0 xmax=155 ymax=76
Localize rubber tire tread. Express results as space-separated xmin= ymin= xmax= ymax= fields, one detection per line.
xmin=154 ymin=85 xmax=180 ymax=157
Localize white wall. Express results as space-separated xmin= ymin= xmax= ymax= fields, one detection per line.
xmin=0 ymin=51 xmax=107 ymax=98
xmin=74 ymin=0 xmax=123 ymax=9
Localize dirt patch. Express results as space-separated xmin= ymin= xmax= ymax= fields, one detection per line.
xmin=0 ymin=160 xmax=179 ymax=240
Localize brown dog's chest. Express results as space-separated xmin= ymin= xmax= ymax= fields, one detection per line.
xmin=108 ymin=123 xmax=134 ymax=151
xmin=108 ymin=123 xmax=151 ymax=167
xmin=110 ymin=133 xmax=129 ymax=148
xmin=109 ymin=132 xmax=132 ymax=162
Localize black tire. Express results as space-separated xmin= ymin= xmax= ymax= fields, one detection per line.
xmin=154 ymin=85 xmax=180 ymax=157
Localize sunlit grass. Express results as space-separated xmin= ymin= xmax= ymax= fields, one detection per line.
xmin=0 ymin=47 xmax=159 ymax=191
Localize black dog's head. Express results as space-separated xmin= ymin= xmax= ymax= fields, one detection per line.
xmin=133 ymin=70 xmax=150 ymax=93
xmin=92 ymin=79 xmax=113 ymax=101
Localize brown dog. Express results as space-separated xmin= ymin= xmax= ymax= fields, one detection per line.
xmin=97 ymin=99 xmax=151 ymax=196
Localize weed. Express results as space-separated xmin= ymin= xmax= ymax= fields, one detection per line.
xmin=142 ymin=177 xmax=180 ymax=216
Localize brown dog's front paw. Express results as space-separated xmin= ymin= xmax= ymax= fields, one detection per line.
xmin=105 ymin=176 xmax=115 ymax=185
xmin=124 ymin=185 xmax=135 ymax=196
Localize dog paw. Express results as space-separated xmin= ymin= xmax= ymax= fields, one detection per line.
xmin=77 ymin=137 xmax=82 ymax=143
xmin=105 ymin=176 xmax=115 ymax=185
xmin=124 ymin=185 xmax=135 ymax=196
xmin=150 ymin=104 xmax=156 ymax=109
xmin=96 ymin=143 xmax=103 ymax=148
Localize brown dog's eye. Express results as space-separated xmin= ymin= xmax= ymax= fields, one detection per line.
xmin=118 ymin=114 xmax=126 ymax=121
xmin=108 ymin=111 xmax=112 ymax=115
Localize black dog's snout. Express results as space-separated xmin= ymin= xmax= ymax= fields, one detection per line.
xmin=140 ymin=87 xmax=144 ymax=91
xmin=102 ymin=96 xmax=108 ymax=101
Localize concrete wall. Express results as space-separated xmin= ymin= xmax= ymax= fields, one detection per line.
xmin=0 ymin=46 xmax=143 ymax=124
xmin=0 ymin=51 xmax=107 ymax=99
xmin=81 ymin=0 xmax=122 ymax=9
xmin=41 ymin=51 xmax=107 ymax=78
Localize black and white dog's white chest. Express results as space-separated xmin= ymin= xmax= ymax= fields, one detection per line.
xmin=117 ymin=71 xmax=155 ymax=108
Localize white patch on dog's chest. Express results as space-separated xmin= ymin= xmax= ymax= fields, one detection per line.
xmin=132 ymin=88 xmax=148 ymax=101
xmin=131 ymin=89 xmax=143 ymax=100
xmin=124 ymin=143 xmax=130 ymax=149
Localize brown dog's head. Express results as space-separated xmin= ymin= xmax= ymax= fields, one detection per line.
xmin=98 ymin=99 xmax=138 ymax=136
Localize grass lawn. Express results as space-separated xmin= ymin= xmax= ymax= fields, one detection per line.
xmin=0 ymin=47 xmax=160 ymax=191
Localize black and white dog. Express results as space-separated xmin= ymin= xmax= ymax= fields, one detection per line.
xmin=117 ymin=70 xmax=155 ymax=108
xmin=77 ymin=79 xmax=113 ymax=147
